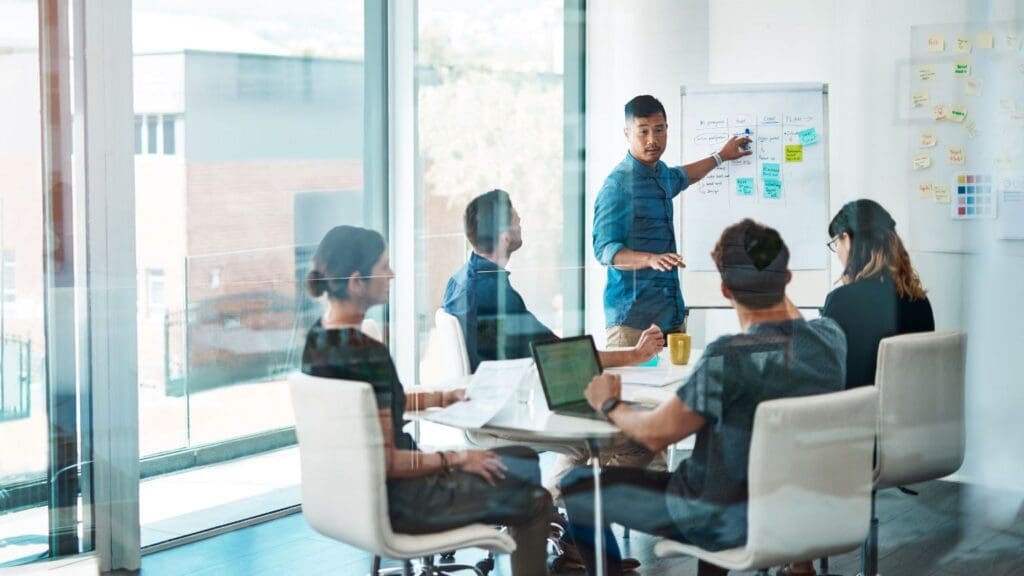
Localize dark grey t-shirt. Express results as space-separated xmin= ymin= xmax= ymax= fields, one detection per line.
xmin=667 ymin=317 xmax=846 ymax=550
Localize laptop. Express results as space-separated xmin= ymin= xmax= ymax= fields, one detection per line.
xmin=531 ymin=335 xmax=616 ymax=421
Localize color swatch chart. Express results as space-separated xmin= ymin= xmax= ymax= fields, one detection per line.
xmin=953 ymin=172 xmax=995 ymax=219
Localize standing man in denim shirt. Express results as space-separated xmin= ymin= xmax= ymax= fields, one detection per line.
xmin=594 ymin=95 xmax=752 ymax=345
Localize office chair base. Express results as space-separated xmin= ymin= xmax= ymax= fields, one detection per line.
xmin=372 ymin=556 xmax=487 ymax=576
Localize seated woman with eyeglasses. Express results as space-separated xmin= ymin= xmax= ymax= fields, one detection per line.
xmin=822 ymin=199 xmax=935 ymax=389
xmin=301 ymin=225 xmax=551 ymax=575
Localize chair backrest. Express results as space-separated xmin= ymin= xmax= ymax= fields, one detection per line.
xmin=874 ymin=330 xmax=967 ymax=489
xmin=745 ymin=387 xmax=878 ymax=566
xmin=434 ymin=308 xmax=472 ymax=379
xmin=288 ymin=372 xmax=394 ymax=552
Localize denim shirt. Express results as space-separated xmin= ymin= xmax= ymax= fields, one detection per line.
xmin=593 ymin=153 xmax=689 ymax=330
xmin=442 ymin=253 xmax=557 ymax=372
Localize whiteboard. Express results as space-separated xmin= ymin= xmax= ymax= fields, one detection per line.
xmin=679 ymin=83 xmax=831 ymax=307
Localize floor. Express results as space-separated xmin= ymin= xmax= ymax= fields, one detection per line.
xmin=141 ymin=478 xmax=1024 ymax=576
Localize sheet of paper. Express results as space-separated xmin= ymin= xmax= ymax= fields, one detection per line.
xmin=956 ymin=36 xmax=972 ymax=53
xmin=996 ymin=176 xmax=1024 ymax=239
xmin=934 ymin=185 xmax=951 ymax=203
xmin=965 ymin=78 xmax=982 ymax=96
xmin=953 ymin=60 xmax=972 ymax=76
xmin=913 ymin=152 xmax=932 ymax=170
xmin=912 ymin=89 xmax=930 ymax=108
xmin=917 ymin=64 xmax=936 ymax=81
xmin=785 ymin=144 xmax=804 ymax=162
xmin=948 ymin=147 xmax=965 ymax=165
xmin=918 ymin=181 xmax=935 ymax=199
xmin=1001 ymin=98 xmax=1016 ymax=111
xmin=605 ymin=366 xmax=686 ymax=388
xmin=424 ymin=359 xmax=532 ymax=429
xmin=928 ymin=34 xmax=945 ymax=52
xmin=949 ymin=104 xmax=968 ymax=123
xmin=920 ymin=131 xmax=938 ymax=148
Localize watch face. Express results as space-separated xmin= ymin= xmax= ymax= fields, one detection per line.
xmin=601 ymin=397 xmax=620 ymax=415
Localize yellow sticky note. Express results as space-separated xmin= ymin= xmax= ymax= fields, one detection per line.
xmin=1007 ymin=33 xmax=1020 ymax=49
xmin=956 ymin=36 xmax=972 ymax=53
xmin=912 ymin=89 xmax=930 ymax=108
xmin=920 ymin=131 xmax=938 ymax=148
xmin=917 ymin=64 xmax=936 ymax=81
xmin=932 ymin=104 xmax=948 ymax=121
xmin=928 ymin=34 xmax=945 ymax=52
xmin=913 ymin=153 xmax=932 ymax=170
xmin=977 ymin=31 xmax=994 ymax=49
xmin=965 ymin=120 xmax=977 ymax=139
xmin=918 ymin=181 xmax=935 ymax=199
xmin=949 ymin=104 xmax=968 ymax=123
xmin=953 ymin=60 xmax=972 ymax=76
xmin=965 ymin=78 xmax=982 ymax=96
xmin=934 ymin=185 xmax=951 ymax=203
xmin=785 ymin=144 xmax=804 ymax=162
xmin=948 ymin=147 xmax=965 ymax=165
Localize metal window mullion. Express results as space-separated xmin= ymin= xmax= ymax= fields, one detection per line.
xmin=74 ymin=0 xmax=141 ymax=571
xmin=564 ymin=0 xmax=586 ymax=337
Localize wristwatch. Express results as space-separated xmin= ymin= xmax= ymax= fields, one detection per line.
xmin=600 ymin=397 xmax=622 ymax=417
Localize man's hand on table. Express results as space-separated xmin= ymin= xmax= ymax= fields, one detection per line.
xmin=632 ymin=324 xmax=665 ymax=363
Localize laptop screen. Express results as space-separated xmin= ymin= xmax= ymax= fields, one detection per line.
xmin=531 ymin=336 xmax=602 ymax=409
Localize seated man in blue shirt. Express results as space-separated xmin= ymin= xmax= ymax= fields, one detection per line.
xmin=560 ymin=219 xmax=847 ymax=576
xmin=443 ymin=188 xmax=663 ymax=372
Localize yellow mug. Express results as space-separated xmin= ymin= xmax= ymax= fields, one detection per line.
xmin=668 ymin=333 xmax=692 ymax=365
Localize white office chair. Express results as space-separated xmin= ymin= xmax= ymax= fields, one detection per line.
xmin=861 ymin=331 xmax=967 ymax=575
xmin=654 ymin=387 xmax=878 ymax=574
xmin=433 ymin=309 xmax=473 ymax=381
xmin=289 ymin=373 xmax=515 ymax=576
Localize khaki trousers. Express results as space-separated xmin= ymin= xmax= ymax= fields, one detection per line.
xmin=606 ymin=324 xmax=686 ymax=347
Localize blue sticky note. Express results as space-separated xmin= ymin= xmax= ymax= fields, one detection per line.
xmin=762 ymin=163 xmax=781 ymax=179
xmin=736 ymin=177 xmax=755 ymax=196
xmin=637 ymin=355 xmax=660 ymax=367
xmin=763 ymin=178 xmax=783 ymax=199
xmin=798 ymin=127 xmax=819 ymax=146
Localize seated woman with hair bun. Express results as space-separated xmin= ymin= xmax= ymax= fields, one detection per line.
xmin=301 ymin=225 xmax=551 ymax=575
xmin=821 ymin=199 xmax=935 ymax=390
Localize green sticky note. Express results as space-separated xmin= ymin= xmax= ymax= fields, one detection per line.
xmin=763 ymin=178 xmax=783 ymax=199
xmin=736 ymin=178 xmax=754 ymax=196
xmin=785 ymin=144 xmax=804 ymax=162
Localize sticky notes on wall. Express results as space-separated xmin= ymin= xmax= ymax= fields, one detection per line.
xmin=917 ymin=64 xmax=936 ymax=81
xmin=736 ymin=178 xmax=754 ymax=197
xmin=920 ymin=131 xmax=937 ymax=148
xmin=913 ymin=153 xmax=932 ymax=170
xmin=762 ymin=163 xmax=780 ymax=179
xmin=1001 ymin=98 xmax=1017 ymax=111
xmin=928 ymin=35 xmax=945 ymax=52
xmin=912 ymin=90 xmax=930 ymax=108
xmin=949 ymin=104 xmax=968 ymax=122
xmin=932 ymin=104 xmax=948 ymax=121
xmin=797 ymin=127 xmax=819 ymax=146
xmin=956 ymin=36 xmax=972 ymax=53
xmin=953 ymin=60 xmax=972 ymax=76
xmin=763 ymin=178 xmax=783 ymax=200
xmin=785 ymin=144 xmax=803 ymax=162
xmin=949 ymin=147 xmax=965 ymax=165
xmin=934 ymin=185 xmax=951 ymax=203
xmin=1008 ymin=33 xmax=1020 ymax=50
xmin=977 ymin=31 xmax=994 ymax=49
xmin=965 ymin=78 xmax=982 ymax=96
xmin=918 ymin=181 xmax=935 ymax=199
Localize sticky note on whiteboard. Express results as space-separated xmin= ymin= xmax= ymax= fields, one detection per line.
xmin=934 ymin=185 xmax=951 ymax=203
xmin=920 ymin=131 xmax=937 ymax=148
xmin=948 ymin=147 xmax=965 ymax=165
xmin=913 ymin=153 xmax=932 ymax=170
xmin=797 ymin=127 xmax=819 ymax=146
xmin=918 ymin=181 xmax=935 ymax=199
xmin=1007 ymin=33 xmax=1020 ymax=49
xmin=762 ymin=162 xmax=781 ymax=179
xmin=956 ymin=36 xmax=972 ymax=53
xmin=912 ymin=90 xmax=929 ymax=108
xmin=977 ymin=31 xmax=994 ymax=49
xmin=736 ymin=178 xmax=754 ymax=196
xmin=785 ymin=144 xmax=803 ymax=162
xmin=949 ymin=104 xmax=967 ymax=122
xmin=965 ymin=78 xmax=982 ymax=96
xmin=917 ymin=64 xmax=936 ymax=81
xmin=928 ymin=35 xmax=945 ymax=52
xmin=763 ymin=178 xmax=783 ymax=199
xmin=932 ymin=104 xmax=948 ymax=121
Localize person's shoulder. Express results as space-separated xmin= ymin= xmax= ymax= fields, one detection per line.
xmin=806 ymin=316 xmax=845 ymax=342
xmin=601 ymin=156 xmax=634 ymax=187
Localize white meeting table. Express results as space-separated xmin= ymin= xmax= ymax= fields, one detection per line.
xmin=426 ymin=348 xmax=702 ymax=576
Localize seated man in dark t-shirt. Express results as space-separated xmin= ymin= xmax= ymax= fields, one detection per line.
xmin=443 ymin=189 xmax=663 ymax=372
xmin=559 ymin=219 xmax=847 ymax=576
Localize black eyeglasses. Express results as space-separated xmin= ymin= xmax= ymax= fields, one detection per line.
xmin=826 ymin=235 xmax=841 ymax=253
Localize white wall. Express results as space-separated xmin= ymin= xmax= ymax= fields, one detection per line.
xmin=589 ymin=0 xmax=1024 ymax=492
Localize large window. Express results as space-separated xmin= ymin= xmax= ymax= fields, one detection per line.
xmin=132 ymin=0 xmax=369 ymax=546
xmin=413 ymin=0 xmax=583 ymax=387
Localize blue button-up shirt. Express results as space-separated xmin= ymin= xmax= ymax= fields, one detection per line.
xmin=442 ymin=253 xmax=557 ymax=372
xmin=593 ymin=153 xmax=688 ymax=330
